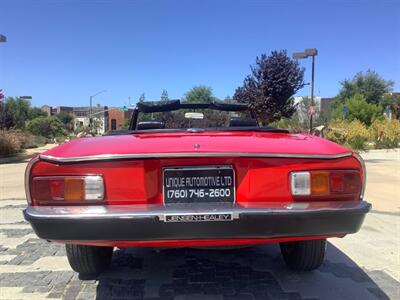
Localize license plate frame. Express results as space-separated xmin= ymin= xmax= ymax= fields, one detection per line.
xmin=163 ymin=166 xmax=236 ymax=205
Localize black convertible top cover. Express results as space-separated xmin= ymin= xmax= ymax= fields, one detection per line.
xmin=136 ymin=99 xmax=250 ymax=113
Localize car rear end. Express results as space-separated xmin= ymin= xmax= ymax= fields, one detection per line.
xmin=23 ymin=137 xmax=370 ymax=273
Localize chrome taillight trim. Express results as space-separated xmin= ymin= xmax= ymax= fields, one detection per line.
xmin=353 ymin=152 xmax=366 ymax=199
xmin=25 ymin=156 xmax=40 ymax=205
xmin=39 ymin=151 xmax=353 ymax=163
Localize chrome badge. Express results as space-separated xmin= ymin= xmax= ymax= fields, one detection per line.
xmin=163 ymin=213 xmax=233 ymax=223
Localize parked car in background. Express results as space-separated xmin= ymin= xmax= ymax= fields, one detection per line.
xmin=24 ymin=100 xmax=370 ymax=275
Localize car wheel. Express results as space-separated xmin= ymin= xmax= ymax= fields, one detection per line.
xmin=66 ymin=244 xmax=113 ymax=275
xmin=280 ymin=239 xmax=326 ymax=271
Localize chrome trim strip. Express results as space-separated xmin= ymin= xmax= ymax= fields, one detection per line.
xmin=39 ymin=151 xmax=353 ymax=163
xmin=353 ymin=152 xmax=367 ymax=199
xmin=24 ymin=156 xmax=40 ymax=205
xmin=24 ymin=201 xmax=371 ymax=220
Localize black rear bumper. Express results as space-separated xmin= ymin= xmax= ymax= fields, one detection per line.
xmin=23 ymin=201 xmax=371 ymax=242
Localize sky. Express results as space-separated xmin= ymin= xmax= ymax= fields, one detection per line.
xmin=0 ymin=0 xmax=399 ymax=108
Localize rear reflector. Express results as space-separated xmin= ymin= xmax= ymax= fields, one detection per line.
xmin=32 ymin=176 xmax=104 ymax=202
xmin=291 ymin=170 xmax=360 ymax=198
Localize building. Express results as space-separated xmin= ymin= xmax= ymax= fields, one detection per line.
xmin=41 ymin=105 xmax=74 ymax=116
xmin=55 ymin=106 xmax=73 ymax=114
xmin=294 ymin=96 xmax=322 ymax=122
xmin=294 ymin=96 xmax=337 ymax=122
xmin=108 ymin=108 xmax=132 ymax=131
xmin=72 ymin=105 xmax=109 ymax=134
xmin=41 ymin=105 xmax=53 ymax=116
xmin=40 ymin=104 xmax=109 ymax=135
xmin=320 ymin=98 xmax=336 ymax=114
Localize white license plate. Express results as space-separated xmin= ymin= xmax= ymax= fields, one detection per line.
xmin=163 ymin=166 xmax=235 ymax=204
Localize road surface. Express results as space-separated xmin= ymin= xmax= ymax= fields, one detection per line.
xmin=0 ymin=149 xmax=398 ymax=299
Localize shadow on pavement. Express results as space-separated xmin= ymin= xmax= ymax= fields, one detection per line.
xmin=87 ymin=242 xmax=393 ymax=300
xmin=0 ymin=156 xmax=30 ymax=164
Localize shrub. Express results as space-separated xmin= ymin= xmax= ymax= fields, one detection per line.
xmin=22 ymin=135 xmax=49 ymax=149
xmin=332 ymin=94 xmax=383 ymax=126
xmin=326 ymin=119 xmax=370 ymax=151
xmin=26 ymin=116 xmax=67 ymax=139
xmin=270 ymin=117 xmax=307 ymax=133
xmin=0 ymin=130 xmax=27 ymax=157
xmin=369 ymin=119 xmax=400 ymax=149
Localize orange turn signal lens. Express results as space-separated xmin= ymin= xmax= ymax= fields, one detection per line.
xmin=310 ymin=172 xmax=330 ymax=195
xmin=64 ymin=178 xmax=85 ymax=201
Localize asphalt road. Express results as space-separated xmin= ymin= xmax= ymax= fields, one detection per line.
xmin=0 ymin=150 xmax=399 ymax=299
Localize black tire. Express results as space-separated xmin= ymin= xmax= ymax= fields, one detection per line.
xmin=280 ymin=239 xmax=326 ymax=271
xmin=66 ymin=244 xmax=113 ymax=275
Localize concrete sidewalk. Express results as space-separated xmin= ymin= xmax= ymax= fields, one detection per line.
xmin=0 ymin=144 xmax=57 ymax=201
xmin=0 ymin=144 xmax=57 ymax=164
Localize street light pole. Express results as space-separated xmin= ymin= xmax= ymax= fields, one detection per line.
xmin=310 ymin=54 xmax=315 ymax=134
xmin=292 ymin=48 xmax=318 ymax=133
xmin=89 ymin=90 xmax=106 ymax=130
xmin=89 ymin=95 xmax=93 ymax=127
xmin=0 ymin=34 xmax=7 ymax=129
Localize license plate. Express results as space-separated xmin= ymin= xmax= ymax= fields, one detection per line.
xmin=164 ymin=213 xmax=233 ymax=223
xmin=163 ymin=166 xmax=235 ymax=204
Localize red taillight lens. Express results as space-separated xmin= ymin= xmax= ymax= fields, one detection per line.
xmin=31 ymin=176 xmax=104 ymax=203
xmin=291 ymin=170 xmax=361 ymax=200
xmin=329 ymin=172 xmax=361 ymax=194
xmin=330 ymin=172 xmax=344 ymax=193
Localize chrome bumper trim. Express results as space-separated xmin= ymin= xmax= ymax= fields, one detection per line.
xmin=24 ymin=201 xmax=370 ymax=221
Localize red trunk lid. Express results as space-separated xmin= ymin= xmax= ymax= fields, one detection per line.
xmin=42 ymin=131 xmax=350 ymax=159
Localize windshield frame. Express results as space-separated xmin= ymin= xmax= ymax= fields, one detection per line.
xmin=128 ymin=100 xmax=257 ymax=131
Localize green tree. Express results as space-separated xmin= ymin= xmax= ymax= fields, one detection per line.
xmin=0 ymin=97 xmax=31 ymax=129
xmin=381 ymin=93 xmax=400 ymax=119
xmin=160 ymin=90 xmax=169 ymax=101
xmin=55 ymin=112 xmax=74 ymax=131
xmin=337 ymin=70 xmax=394 ymax=104
xmin=119 ymin=118 xmax=131 ymax=130
xmin=224 ymin=96 xmax=233 ymax=103
xmin=0 ymin=97 xmax=46 ymax=129
xmin=28 ymin=107 xmax=47 ymax=120
xmin=234 ymin=50 xmax=305 ymax=125
xmin=26 ymin=116 xmax=67 ymax=138
xmin=184 ymin=86 xmax=214 ymax=103
xmin=332 ymin=94 xmax=382 ymax=126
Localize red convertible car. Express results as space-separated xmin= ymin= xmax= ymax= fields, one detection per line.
xmin=24 ymin=100 xmax=370 ymax=274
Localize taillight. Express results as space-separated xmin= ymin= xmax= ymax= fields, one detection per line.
xmin=290 ymin=170 xmax=361 ymax=200
xmin=31 ymin=176 xmax=104 ymax=203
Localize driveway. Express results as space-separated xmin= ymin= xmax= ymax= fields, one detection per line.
xmin=0 ymin=150 xmax=399 ymax=299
